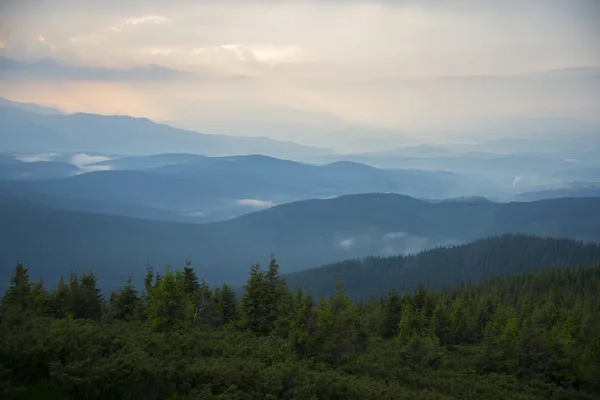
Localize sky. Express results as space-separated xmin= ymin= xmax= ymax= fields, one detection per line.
xmin=0 ymin=0 xmax=599 ymax=141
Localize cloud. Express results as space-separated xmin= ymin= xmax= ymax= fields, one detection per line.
xmin=384 ymin=232 xmax=408 ymax=240
xmin=337 ymin=238 xmax=356 ymax=250
xmin=16 ymin=152 xmax=60 ymax=162
xmin=235 ymin=199 xmax=277 ymax=208
xmin=512 ymin=176 xmax=523 ymax=187
xmin=78 ymin=164 xmax=113 ymax=173
xmin=71 ymin=153 xmax=111 ymax=166
xmin=0 ymin=56 xmax=192 ymax=82
xmin=124 ymin=15 xmax=168 ymax=25
xmin=183 ymin=211 xmax=205 ymax=217
xmin=512 ymin=174 xmax=541 ymax=188
xmin=37 ymin=35 xmax=46 ymax=43
xmin=1 ymin=0 xmax=598 ymax=131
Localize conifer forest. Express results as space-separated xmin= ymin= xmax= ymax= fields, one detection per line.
xmin=2 ymin=254 xmax=599 ymax=399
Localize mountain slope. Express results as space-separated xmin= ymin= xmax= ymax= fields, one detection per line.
xmin=0 ymin=170 xmax=233 ymax=215
xmin=515 ymin=183 xmax=600 ymax=201
xmin=0 ymin=97 xmax=64 ymax=115
xmin=1 ymin=193 xmax=600 ymax=289
xmin=285 ymin=234 xmax=600 ymax=300
xmin=0 ymin=160 xmax=79 ymax=180
xmin=0 ymin=106 xmax=326 ymax=158
xmin=0 ymin=154 xmax=470 ymax=223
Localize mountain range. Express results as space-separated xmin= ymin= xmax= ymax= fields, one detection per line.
xmin=1 ymin=193 xmax=599 ymax=290
xmin=0 ymin=104 xmax=327 ymax=158
xmin=0 ymin=153 xmax=475 ymax=222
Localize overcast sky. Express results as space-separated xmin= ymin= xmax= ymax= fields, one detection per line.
xmin=0 ymin=0 xmax=599 ymax=137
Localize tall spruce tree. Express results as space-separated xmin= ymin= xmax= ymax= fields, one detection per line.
xmin=2 ymin=263 xmax=32 ymax=310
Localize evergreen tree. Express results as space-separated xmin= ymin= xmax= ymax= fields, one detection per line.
xmin=430 ymin=300 xmax=451 ymax=345
xmin=218 ymin=284 xmax=237 ymax=324
xmin=2 ymin=263 xmax=32 ymax=310
xmin=146 ymin=265 xmax=192 ymax=331
xmin=47 ymin=276 xmax=70 ymax=319
xmin=76 ymin=270 xmax=103 ymax=320
xmin=449 ymin=297 xmax=470 ymax=344
xmin=381 ymin=289 xmax=403 ymax=338
xmin=239 ymin=255 xmax=289 ymax=335
xmin=109 ymin=277 xmax=139 ymax=321
xmin=182 ymin=261 xmax=199 ymax=295
xmin=289 ymin=288 xmax=317 ymax=358
xmin=314 ymin=280 xmax=360 ymax=363
xmin=240 ymin=263 xmax=267 ymax=333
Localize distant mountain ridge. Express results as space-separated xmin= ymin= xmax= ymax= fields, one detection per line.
xmin=1 ymin=193 xmax=599 ymax=290
xmin=0 ymin=105 xmax=328 ymax=158
xmin=0 ymin=97 xmax=64 ymax=115
xmin=0 ymin=153 xmax=475 ymax=222
xmin=285 ymin=234 xmax=600 ymax=300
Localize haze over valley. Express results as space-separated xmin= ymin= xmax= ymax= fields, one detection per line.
xmin=1 ymin=1 xmax=600 ymax=398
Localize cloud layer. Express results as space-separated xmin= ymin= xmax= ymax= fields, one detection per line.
xmin=0 ymin=0 xmax=598 ymax=133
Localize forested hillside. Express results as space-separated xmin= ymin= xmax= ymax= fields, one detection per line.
xmin=286 ymin=234 xmax=600 ymax=300
xmin=2 ymin=194 xmax=600 ymax=289
xmin=1 ymin=259 xmax=599 ymax=399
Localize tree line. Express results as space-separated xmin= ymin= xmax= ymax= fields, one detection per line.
xmin=286 ymin=234 xmax=600 ymax=300
xmin=1 ymin=255 xmax=599 ymax=399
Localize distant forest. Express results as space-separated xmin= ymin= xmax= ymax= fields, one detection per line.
xmin=2 ymin=250 xmax=599 ymax=399
xmin=286 ymin=234 xmax=600 ymax=300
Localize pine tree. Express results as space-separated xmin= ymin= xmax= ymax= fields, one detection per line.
xmin=146 ymin=265 xmax=192 ymax=331
xmin=289 ymin=288 xmax=317 ymax=358
xmin=382 ymin=289 xmax=403 ymax=338
xmin=109 ymin=276 xmax=139 ymax=321
xmin=430 ymin=300 xmax=451 ymax=345
xmin=240 ymin=255 xmax=289 ymax=335
xmin=395 ymin=302 xmax=427 ymax=345
xmin=47 ymin=276 xmax=70 ymax=319
xmin=183 ymin=261 xmax=199 ymax=295
xmin=218 ymin=284 xmax=237 ymax=324
xmin=314 ymin=280 xmax=359 ymax=363
xmin=449 ymin=297 xmax=469 ymax=344
xmin=2 ymin=263 xmax=32 ymax=310
xmin=30 ymin=279 xmax=47 ymax=315
xmin=76 ymin=270 xmax=103 ymax=320
xmin=240 ymin=263 xmax=266 ymax=333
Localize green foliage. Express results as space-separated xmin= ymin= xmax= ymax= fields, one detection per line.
xmin=239 ymin=255 xmax=289 ymax=335
xmin=146 ymin=266 xmax=193 ymax=331
xmin=313 ymin=280 xmax=362 ymax=363
xmin=218 ymin=284 xmax=237 ymax=324
xmin=1 ymin=258 xmax=599 ymax=399
xmin=2 ymin=263 xmax=32 ymax=310
xmin=108 ymin=277 xmax=139 ymax=321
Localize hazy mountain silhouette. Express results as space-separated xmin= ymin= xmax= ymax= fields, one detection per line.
xmin=1 ymin=193 xmax=599 ymax=289
xmin=0 ymin=106 xmax=327 ymax=158
xmin=0 ymin=97 xmax=64 ymax=115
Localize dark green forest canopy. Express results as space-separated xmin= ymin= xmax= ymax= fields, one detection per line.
xmin=1 ymin=255 xmax=600 ymax=400
xmin=286 ymin=234 xmax=600 ymax=300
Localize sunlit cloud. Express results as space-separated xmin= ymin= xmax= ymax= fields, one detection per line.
xmin=235 ymin=199 xmax=277 ymax=208
xmin=16 ymin=152 xmax=60 ymax=162
xmin=124 ymin=15 xmax=167 ymax=25
xmin=71 ymin=153 xmax=111 ymax=166
xmin=79 ymin=165 xmax=113 ymax=173
xmin=0 ymin=0 xmax=598 ymax=135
